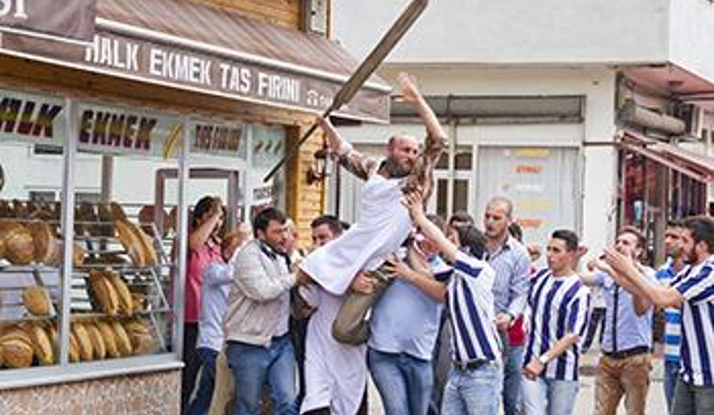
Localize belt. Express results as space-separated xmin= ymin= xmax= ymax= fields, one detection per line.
xmin=453 ymin=359 xmax=491 ymax=371
xmin=603 ymin=346 xmax=650 ymax=359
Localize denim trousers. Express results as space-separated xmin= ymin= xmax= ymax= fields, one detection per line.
xmin=185 ymin=347 xmax=219 ymax=415
xmin=441 ymin=362 xmax=503 ymax=415
xmin=368 ymin=348 xmax=433 ymax=415
xmin=501 ymin=332 xmax=524 ymax=415
xmin=522 ymin=377 xmax=580 ymax=415
xmin=663 ymin=360 xmax=679 ymax=413
xmin=226 ymin=335 xmax=297 ymax=415
xmin=671 ymin=376 xmax=714 ymax=415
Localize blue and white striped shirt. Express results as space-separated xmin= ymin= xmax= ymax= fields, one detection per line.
xmin=656 ymin=258 xmax=685 ymax=364
xmin=446 ymin=251 xmax=501 ymax=364
xmin=672 ymin=254 xmax=714 ymax=386
xmin=524 ymin=269 xmax=591 ymax=381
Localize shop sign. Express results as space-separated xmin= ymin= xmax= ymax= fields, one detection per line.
xmin=2 ymin=30 xmax=389 ymax=122
xmin=0 ymin=88 xmax=64 ymax=145
xmin=76 ymin=102 xmax=182 ymax=158
xmin=189 ymin=120 xmax=247 ymax=160
xmin=0 ymin=0 xmax=96 ymax=42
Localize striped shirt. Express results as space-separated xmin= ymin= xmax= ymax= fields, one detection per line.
xmin=672 ymin=254 xmax=714 ymax=386
xmin=524 ymin=269 xmax=591 ymax=381
xmin=446 ymin=250 xmax=501 ymax=364
xmin=655 ymin=258 xmax=685 ymax=363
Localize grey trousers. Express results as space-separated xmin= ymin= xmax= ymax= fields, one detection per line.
xmin=331 ymin=267 xmax=393 ymax=345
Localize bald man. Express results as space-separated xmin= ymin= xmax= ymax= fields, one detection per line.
xmin=298 ymin=73 xmax=446 ymax=345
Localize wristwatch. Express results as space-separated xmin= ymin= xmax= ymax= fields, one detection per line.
xmin=537 ymin=354 xmax=549 ymax=365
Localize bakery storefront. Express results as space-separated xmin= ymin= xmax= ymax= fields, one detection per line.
xmin=0 ymin=0 xmax=389 ymax=413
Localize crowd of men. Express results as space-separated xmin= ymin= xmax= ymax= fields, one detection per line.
xmin=179 ymin=73 xmax=714 ymax=415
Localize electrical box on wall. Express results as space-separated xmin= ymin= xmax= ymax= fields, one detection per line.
xmin=303 ymin=0 xmax=328 ymax=36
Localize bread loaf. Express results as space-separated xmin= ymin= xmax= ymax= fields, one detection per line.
xmin=28 ymin=220 xmax=57 ymax=264
xmin=106 ymin=271 xmax=133 ymax=316
xmin=0 ymin=220 xmax=34 ymax=265
xmin=71 ymin=323 xmax=94 ymax=362
xmin=96 ymin=320 xmax=120 ymax=358
xmin=114 ymin=219 xmax=145 ymax=266
xmin=111 ymin=321 xmax=133 ymax=357
xmin=88 ymin=270 xmax=119 ymax=316
xmin=1 ymin=338 xmax=33 ymax=368
xmin=22 ymin=285 xmax=52 ymax=316
xmin=85 ymin=323 xmax=107 ymax=360
xmin=28 ymin=323 xmax=53 ymax=366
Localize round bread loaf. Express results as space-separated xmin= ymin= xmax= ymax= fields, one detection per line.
xmin=1 ymin=338 xmax=34 ymax=368
xmin=28 ymin=220 xmax=57 ymax=264
xmin=0 ymin=220 xmax=34 ymax=265
xmin=22 ymin=285 xmax=52 ymax=316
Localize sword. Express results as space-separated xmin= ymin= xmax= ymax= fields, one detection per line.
xmin=262 ymin=0 xmax=429 ymax=183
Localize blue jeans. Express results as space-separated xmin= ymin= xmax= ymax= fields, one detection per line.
xmin=226 ymin=335 xmax=297 ymax=415
xmin=663 ymin=360 xmax=679 ymax=413
xmin=368 ymin=348 xmax=433 ymax=415
xmin=501 ymin=336 xmax=524 ymax=415
xmin=441 ymin=362 xmax=503 ymax=415
xmin=672 ymin=376 xmax=714 ymax=415
xmin=522 ymin=377 xmax=580 ymax=415
xmin=184 ymin=347 xmax=219 ymax=415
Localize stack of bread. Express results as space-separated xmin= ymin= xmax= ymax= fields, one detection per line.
xmin=114 ymin=218 xmax=158 ymax=267
xmin=88 ymin=269 xmax=135 ymax=316
xmin=0 ymin=322 xmax=54 ymax=368
xmin=0 ymin=218 xmax=86 ymax=267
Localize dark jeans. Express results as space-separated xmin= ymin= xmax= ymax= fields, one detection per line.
xmin=182 ymin=323 xmax=201 ymax=412
xmin=582 ymin=307 xmax=606 ymax=352
xmin=226 ymin=335 xmax=296 ymax=415
xmin=185 ymin=347 xmax=219 ymax=415
xmin=672 ymin=376 xmax=714 ymax=415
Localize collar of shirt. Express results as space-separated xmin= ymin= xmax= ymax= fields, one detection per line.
xmin=259 ymin=241 xmax=281 ymax=261
xmin=487 ymin=235 xmax=513 ymax=261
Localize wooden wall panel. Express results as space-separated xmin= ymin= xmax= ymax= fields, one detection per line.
xmin=186 ymin=0 xmax=303 ymax=30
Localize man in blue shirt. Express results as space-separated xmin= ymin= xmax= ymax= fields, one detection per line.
xmin=583 ymin=226 xmax=656 ymax=415
xmin=655 ymin=220 xmax=687 ymax=412
xmin=596 ymin=216 xmax=714 ymax=415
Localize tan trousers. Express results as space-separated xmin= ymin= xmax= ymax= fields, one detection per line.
xmin=595 ymin=353 xmax=652 ymax=415
xmin=208 ymin=348 xmax=234 ymax=415
xmin=331 ymin=267 xmax=393 ymax=345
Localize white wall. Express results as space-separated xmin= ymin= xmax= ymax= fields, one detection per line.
xmin=333 ymin=0 xmax=670 ymax=65
xmin=334 ymin=66 xmax=618 ymax=253
xmin=669 ymin=0 xmax=714 ymax=89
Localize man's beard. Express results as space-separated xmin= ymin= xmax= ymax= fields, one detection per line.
xmin=382 ymin=157 xmax=410 ymax=178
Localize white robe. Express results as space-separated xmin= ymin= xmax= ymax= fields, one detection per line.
xmin=299 ymin=172 xmax=412 ymax=295
xmin=299 ymin=285 xmax=367 ymax=415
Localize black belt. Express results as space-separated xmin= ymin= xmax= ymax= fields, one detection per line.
xmin=453 ymin=359 xmax=491 ymax=371
xmin=603 ymin=346 xmax=650 ymax=359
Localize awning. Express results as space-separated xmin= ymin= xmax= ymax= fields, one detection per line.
xmin=0 ymin=0 xmax=391 ymax=123
xmin=618 ymin=132 xmax=714 ymax=184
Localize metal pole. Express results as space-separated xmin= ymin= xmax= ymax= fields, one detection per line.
xmin=173 ymin=119 xmax=189 ymax=359
xmin=58 ymin=97 xmax=78 ymax=365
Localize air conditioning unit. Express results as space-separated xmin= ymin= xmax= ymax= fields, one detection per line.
xmin=673 ymin=103 xmax=704 ymax=140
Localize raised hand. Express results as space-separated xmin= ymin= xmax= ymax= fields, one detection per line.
xmin=397 ymin=72 xmax=422 ymax=104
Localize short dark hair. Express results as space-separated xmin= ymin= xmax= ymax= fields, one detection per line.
xmin=551 ymin=229 xmax=579 ymax=252
xmin=448 ymin=210 xmax=474 ymax=228
xmin=456 ymin=225 xmax=488 ymax=260
xmin=508 ymin=222 xmax=523 ymax=243
xmin=666 ymin=219 xmax=684 ymax=229
xmin=683 ymin=216 xmax=714 ymax=254
xmin=252 ymin=207 xmax=286 ymax=237
xmin=619 ymin=225 xmax=646 ymax=249
xmin=311 ymin=214 xmax=344 ymax=236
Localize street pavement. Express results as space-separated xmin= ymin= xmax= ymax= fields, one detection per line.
xmin=366 ymin=347 xmax=669 ymax=415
